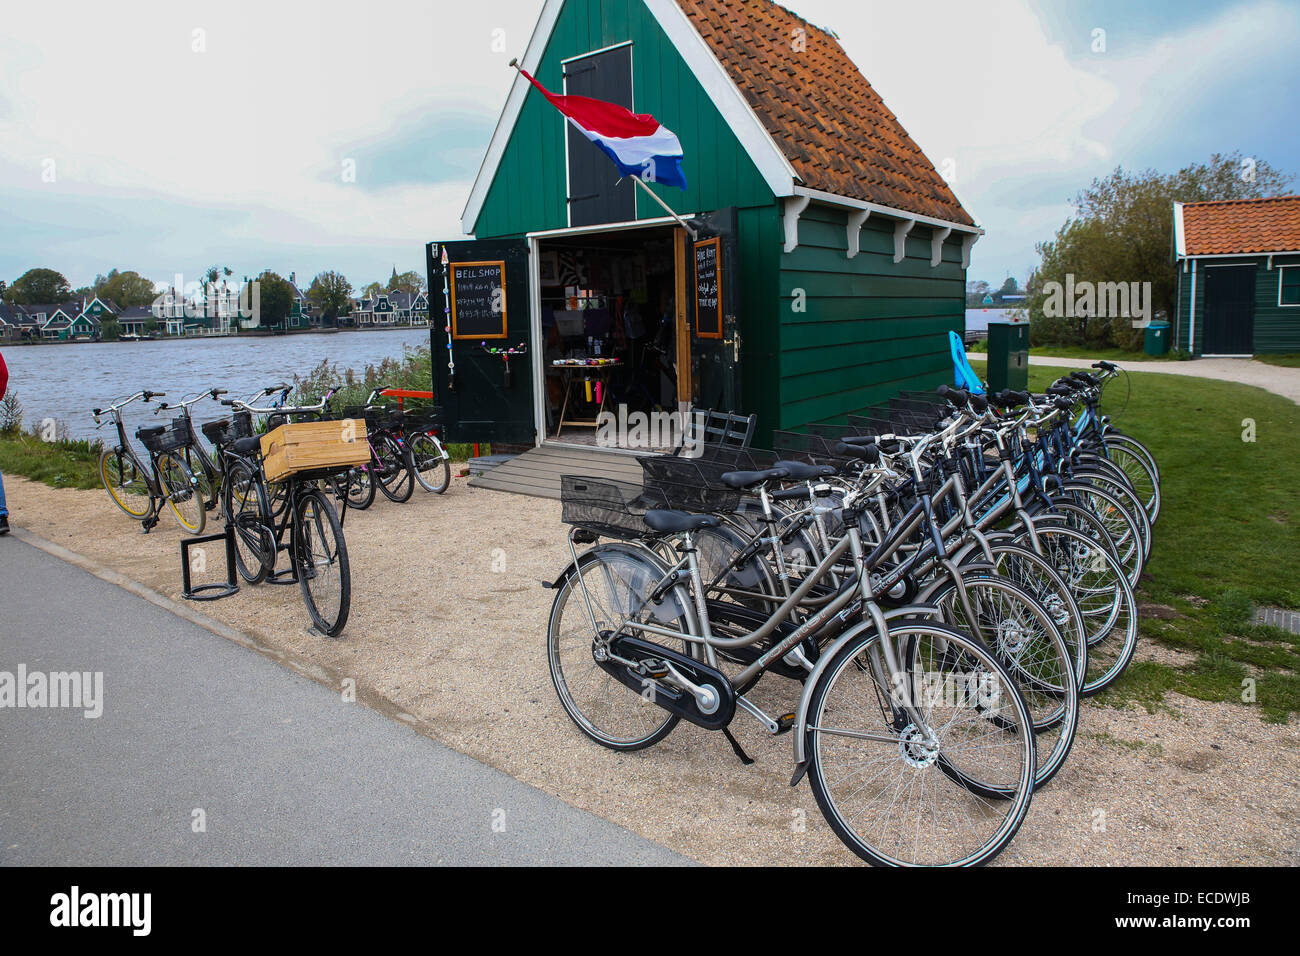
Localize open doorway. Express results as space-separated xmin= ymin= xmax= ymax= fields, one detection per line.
xmin=537 ymin=223 xmax=684 ymax=449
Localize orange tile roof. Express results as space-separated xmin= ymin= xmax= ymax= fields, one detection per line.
xmin=675 ymin=0 xmax=974 ymax=226
xmin=1181 ymin=196 xmax=1300 ymax=255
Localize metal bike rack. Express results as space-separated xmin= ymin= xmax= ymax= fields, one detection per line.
xmin=180 ymin=523 xmax=241 ymax=601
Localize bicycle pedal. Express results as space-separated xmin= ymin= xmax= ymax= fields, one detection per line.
xmin=774 ymin=713 xmax=797 ymax=735
xmin=642 ymin=662 xmax=670 ymax=680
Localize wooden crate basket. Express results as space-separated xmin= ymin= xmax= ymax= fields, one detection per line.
xmin=260 ymin=419 xmax=370 ymax=482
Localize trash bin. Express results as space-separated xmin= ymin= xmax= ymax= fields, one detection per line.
xmin=1144 ymin=321 xmax=1171 ymax=356
xmin=987 ymin=318 xmax=1029 ymax=394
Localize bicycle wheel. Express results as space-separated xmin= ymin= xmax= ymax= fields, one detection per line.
xmin=375 ymin=435 xmax=414 ymax=502
xmin=1021 ymin=524 xmax=1139 ymax=695
xmin=806 ymin=622 xmax=1035 ymax=866
xmin=158 ymin=452 xmax=206 ymax=534
xmin=1064 ymin=476 xmax=1152 ymax=562
xmin=408 ymin=433 xmax=451 ymax=494
xmin=926 ymin=574 xmax=1078 ymax=789
xmin=342 ymin=465 xmax=375 ymax=510
xmin=547 ymin=544 xmax=690 ymax=751
xmin=223 ymin=459 xmax=274 ymax=585
xmin=976 ymin=542 xmax=1087 ymax=688
xmin=1102 ymin=431 xmax=1161 ymax=487
xmin=294 ymin=486 xmax=351 ymax=636
xmin=1086 ymin=442 xmax=1161 ymax=524
xmin=1037 ymin=498 xmax=1141 ymax=590
xmin=99 ymin=446 xmax=153 ymax=519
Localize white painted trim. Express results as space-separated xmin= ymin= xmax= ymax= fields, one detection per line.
xmin=461 ymin=0 xmax=566 ymax=235
xmin=792 ymin=185 xmax=982 ymax=236
xmin=960 ymin=233 xmax=979 ymax=270
xmin=528 ymin=237 xmax=547 ymax=447
xmin=930 ymin=226 xmax=952 ymax=268
xmin=1188 ymin=258 xmax=1197 ymax=352
xmin=642 ymin=0 xmax=797 ymax=197
xmin=561 ymin=40 xmax=633 ymax=64
xmin=526 ymin=214 xmax=689 ymax=240
xmin=1279 ymin=264 xmax=1300 ymax=308
xmin=1179 ymin=250 xmax=1300 ymax=261
xmin=845 ymin=209 xmax=870 ymax=259
xmin=893 ymin=219 xmax=916 ymax=264
xmin=1202 ymin=354 xmax=1254 ymax=359
xmin=783 ymin=194 xmax=811 ymax=253
xmin=1172 ymin=201 xmax=1185 ymax=258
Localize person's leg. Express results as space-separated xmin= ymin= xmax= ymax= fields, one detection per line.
xmin=0 ymin=466 xmax=8 ymax=534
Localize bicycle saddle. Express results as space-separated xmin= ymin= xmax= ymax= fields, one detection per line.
xmin=719 ymin=467 xmax=790 ymax=489
xmin=232 ymin=437 xmax=261 ymax=456
xmin=774 ymin=460 xmax=838 ymax=481
xmin=643 ymin=510 xmax=721 ymax=534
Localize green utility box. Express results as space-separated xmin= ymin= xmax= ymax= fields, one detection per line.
xmin=1144 ymin=321 xmax=1171 ymax=356
xmin=987 ymin=319 xmax=1029 ymax=394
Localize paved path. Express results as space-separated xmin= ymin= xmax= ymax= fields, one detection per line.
xmin=0 ymin=535 xmax=688 ymax=866
xmin=969 ymin=353 xmax=1300 ymax=405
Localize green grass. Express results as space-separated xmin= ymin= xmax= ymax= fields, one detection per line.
xmin=0 ymin=430 xmax=104 ymax=490
xmin=1253 ymin=353 xmax=1300 ymax=369
xmin=971 ymin=358 xmax=1300 ymax=720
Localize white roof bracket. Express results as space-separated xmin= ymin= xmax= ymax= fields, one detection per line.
xmin=893 ymin=218 xmax=916 ymax=264
xmin=784 ymin=194 xmax=811 ymax=253
xmin=960 ymin=232 xmax=979 ymax=269
xmin=930 ymin=226 xmax=952 ymax=267
xmin=846 ymin=208 xmax=870 ymax=259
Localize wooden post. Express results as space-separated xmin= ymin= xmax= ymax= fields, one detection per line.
xmin=674 ymin=226 xmax=692 ymax=410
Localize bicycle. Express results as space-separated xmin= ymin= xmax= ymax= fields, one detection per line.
xmin=153 ymin=388 xmax=228 ymax=517
xmin=93 ymin=390 xmax=209 ymax=534
xmin=218 ymin=391 xmax=353 ymax=636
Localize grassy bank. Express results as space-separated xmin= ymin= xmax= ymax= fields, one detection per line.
xmin=0 ymin=430 xmax=103 ymax=490
xmin=971 ymin=357 xmax=1300 ymax=720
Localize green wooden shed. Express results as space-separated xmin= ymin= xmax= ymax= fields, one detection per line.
xmin=1173 ymin=197 xmax=1300 ymax=356
xmin=429 ymin=0 xmax=982 ymax=448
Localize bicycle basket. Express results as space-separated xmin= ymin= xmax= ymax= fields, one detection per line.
xmin=639 ymin=455 xmax=742 ymax=513
xmin=229 ymin=410 xmax=254 ymax=441
xmin=136 ymin=421 xmax=188 ymax=454
xmin=561 ymin=475 xmax=670 ymax=541
xmin=201 ymin=418 xmax=231 ymax=446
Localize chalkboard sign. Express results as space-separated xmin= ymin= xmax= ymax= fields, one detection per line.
xmin=693 ymin=237 xmax=722 ymax=339
xmin=450 ymin=260 xmax=508 ymax=340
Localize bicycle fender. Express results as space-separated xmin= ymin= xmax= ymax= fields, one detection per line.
xmin=914 ymin=562 xmax=998 ymax=604
xmin=790 ymin=618 xmax=884 ymax=775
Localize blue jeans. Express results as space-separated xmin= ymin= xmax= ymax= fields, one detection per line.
xmin=0 ymin=466 xmax=7 ymax=516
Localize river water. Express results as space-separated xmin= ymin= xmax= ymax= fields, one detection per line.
xmin=1 ymin=328 xmax=432 ymax=442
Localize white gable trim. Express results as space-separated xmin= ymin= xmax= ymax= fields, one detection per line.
xmin=461 ymin=0 xmax=566 ymax=235
xmin=461 ymin=0 xmax=798 ymax=236
xmin=1172 ymin=201 xmax=1186 ymax=258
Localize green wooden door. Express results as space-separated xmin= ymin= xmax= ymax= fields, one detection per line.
xmin=427 ymin=239 xmax=535 ymax=444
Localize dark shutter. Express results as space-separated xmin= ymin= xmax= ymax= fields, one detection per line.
xmin=564 ymin=45 xmax=635 ymax=228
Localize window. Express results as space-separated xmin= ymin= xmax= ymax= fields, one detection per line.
xmin=1280 ymin=265 xmax=1300 ymax=307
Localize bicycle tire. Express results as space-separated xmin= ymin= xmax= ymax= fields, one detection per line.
xmin=294 ymin=486 xmax=351 ymax=637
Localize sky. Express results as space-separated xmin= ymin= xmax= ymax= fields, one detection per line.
xmin=1 ymin=0 xmax=1297 ymax=293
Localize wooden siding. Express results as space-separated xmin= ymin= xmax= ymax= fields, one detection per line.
xmin=776 ymin=204 xmax=965 ymax=429
xmin=736 ymin=203 xmax=782 ymax=446
xmin=472 ymin=0 xmax=773 ymax=239
xmin=1175 ymin=254 xmax=1300 ymax=354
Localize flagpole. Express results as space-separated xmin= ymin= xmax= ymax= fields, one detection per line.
xmin=508 ymin=57 xmax=697 ymax=240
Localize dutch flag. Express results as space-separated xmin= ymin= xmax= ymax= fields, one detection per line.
xmin=517 ymin=66 xmax=688 ymax=191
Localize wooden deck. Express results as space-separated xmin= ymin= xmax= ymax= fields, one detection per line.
xmin=468 ymin=442 xmax=646 ymax=499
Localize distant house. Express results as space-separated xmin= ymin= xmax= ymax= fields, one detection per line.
xmin=117 ymin=305 xmax=155 ymax=337
xmin=26 ymin=303 xmax=85 ymax=340
xmin=1173 ymin=196 xmax=1300 ymax=355
xmin=352 ymin=290 xmax=428 ymax=326
xmin=0 ymin=303 xmax=23 ymax=341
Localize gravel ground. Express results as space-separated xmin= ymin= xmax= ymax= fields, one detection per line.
xmin=5 ymin=475 xmax=1298 ymax=865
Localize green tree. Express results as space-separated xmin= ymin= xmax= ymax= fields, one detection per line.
xmin=96 ymin=270 xmax=158 ymax=308
xmin=362 ymin=280 xmax=383 ymax=299
xmin=386 ymin=269 xmax=424 ymax=295
xmin=1027 ymin=152 xmax=1295 ymax=350
xmin=6 ymin=268 xmax=73 ymax=304
xmin=999 ymin=276 xmax=1020 ymax=295
xmin=252 ymin=271 xmax=294 ymax=330
xmin=99 ymin=316 xmax=121 ymax=341
xmin=307 ymin=271 xmax=353 ymax=325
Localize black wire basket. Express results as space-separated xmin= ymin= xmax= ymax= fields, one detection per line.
xmin=201 ymin=418 xmax=230 ymax=446
xmin=228 ymin=410 xmax=255 ymax=441
xmin=639 ymin=454 xmax=743 ymax=513
xmin=136 ymin=421 xmax=189 ymax=455
xmin=560 ymin=475 xmax=672 ymax=540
